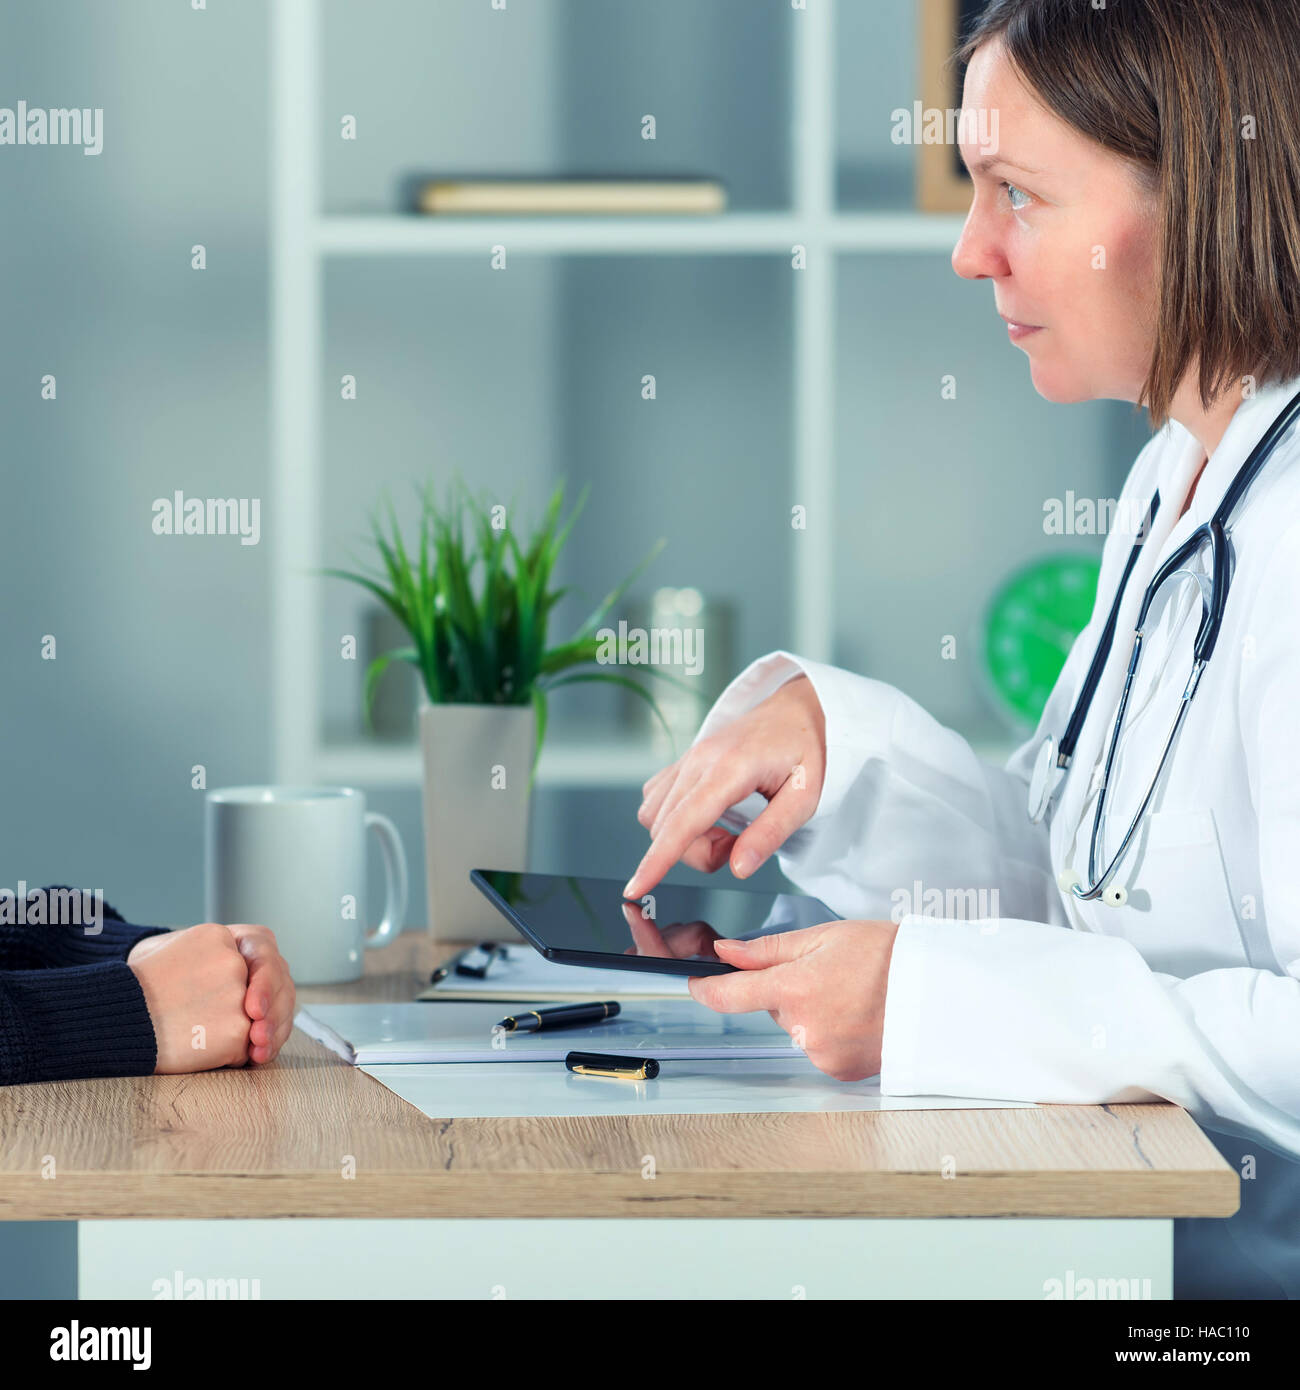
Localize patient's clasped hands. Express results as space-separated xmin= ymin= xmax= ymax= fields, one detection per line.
xmin=127 ymin=921 xmax=295 ymax=1073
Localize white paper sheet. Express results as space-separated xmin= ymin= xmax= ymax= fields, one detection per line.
xmin=295 ymin=1000 xmax=793 ymax=1065
xmin=361 ymin=1057 xmax=1036 ymax=1119
xmin=417 ymin=951 xmax=691 ymax=1001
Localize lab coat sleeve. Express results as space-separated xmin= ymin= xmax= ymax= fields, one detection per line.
xmin=686 ymin=438 xmax=1169 ymax=925
xmin=690 ymin=651 xmax=1061 ymax=925
xmin=881 ymin=521 xmax=1300 ymax=1165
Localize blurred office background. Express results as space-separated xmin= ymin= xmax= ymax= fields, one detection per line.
xmin=0 ymin=0 xmax=1148 ymax=940
xmin=2 ymin=0 xmax=1154 ymax=1299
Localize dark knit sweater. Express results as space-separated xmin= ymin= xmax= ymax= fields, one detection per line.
xmin=0 ymin=888 xmax=168 ymax=1085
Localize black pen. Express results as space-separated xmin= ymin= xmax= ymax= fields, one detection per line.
xmin=456 ymin=941 xmax=505 ymax=978
xmin=497 ymin=1002 xmax=621 ymax=1033
xmin=565 ymin=1050 xmax=659 ymax=1080
xmin=431 ymin=941 xmax=510 ymax=985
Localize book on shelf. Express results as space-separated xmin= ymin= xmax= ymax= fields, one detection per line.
xmin=414 ymin=177 xmax=727 ymax=216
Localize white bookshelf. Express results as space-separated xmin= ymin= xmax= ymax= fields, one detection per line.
xmin=269 ymin=0 xmax=986 ymax=790
xmin=314 ymin=211 xmax=966 ymax=256
xmin=315 ymin=732 xmax=1020 ymax=789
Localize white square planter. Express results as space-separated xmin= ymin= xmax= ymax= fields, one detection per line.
xmin=418 ymin=702 xmax=535 ymax=942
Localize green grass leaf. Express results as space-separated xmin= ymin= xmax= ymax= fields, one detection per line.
xmin=325 ymin=473 xmax=674 ymax=770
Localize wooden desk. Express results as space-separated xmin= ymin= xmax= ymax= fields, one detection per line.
xmin=0 ymin=935 xmax=1238 ymax=1299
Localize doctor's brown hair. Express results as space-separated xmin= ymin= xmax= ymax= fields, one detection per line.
xmin=956 ymin=0 xmax=1300 ymax=429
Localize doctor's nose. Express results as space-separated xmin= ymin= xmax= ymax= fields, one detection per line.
xmin=951 ymin=207 xmax=1009 ymax=282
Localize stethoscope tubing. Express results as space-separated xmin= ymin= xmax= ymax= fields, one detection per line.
xmin=1039 ymin=384 xmax=1300 ymax=903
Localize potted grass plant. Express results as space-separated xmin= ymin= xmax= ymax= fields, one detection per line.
xmin=327 ymin=477 xmax=679 ymax=942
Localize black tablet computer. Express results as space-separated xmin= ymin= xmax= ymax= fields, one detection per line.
xmin=469 ymin=868 xmax=840 ymax=977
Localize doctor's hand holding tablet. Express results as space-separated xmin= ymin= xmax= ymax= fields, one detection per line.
xmin=622 ymin=672 xmax=900 ymax=1083
xmin=619 ymin=0 xmax=1300 ymax=1300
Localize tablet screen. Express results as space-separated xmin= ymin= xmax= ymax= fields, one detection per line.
xmin=472 ymin=869 xmax=838 ymax=967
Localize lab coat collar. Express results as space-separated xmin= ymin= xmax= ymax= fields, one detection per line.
xmin=1156 ymin=374 xmax=1300 ymax=545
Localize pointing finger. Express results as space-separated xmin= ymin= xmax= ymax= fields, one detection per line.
xmin=624 ymin=779 xmax=738 ymax=899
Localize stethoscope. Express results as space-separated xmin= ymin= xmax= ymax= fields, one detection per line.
xmin=1027 ymin=386 xmax=1300 ymax=908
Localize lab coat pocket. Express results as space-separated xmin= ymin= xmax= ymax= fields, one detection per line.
xmin=1121 ymin=807 xmax=1247 ymax=976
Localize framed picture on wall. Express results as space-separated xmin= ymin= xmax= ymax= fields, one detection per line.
xmin=917 ymin=0 xmax=995 ymax=212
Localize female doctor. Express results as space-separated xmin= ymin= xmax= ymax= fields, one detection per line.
xmin=623 ymin=0 xmax=1300 ymax=1299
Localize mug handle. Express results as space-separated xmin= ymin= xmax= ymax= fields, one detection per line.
xmin=363 ymin=812 xmax=408 ymax=949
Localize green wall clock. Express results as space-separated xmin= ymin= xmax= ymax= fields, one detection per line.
xmin=982 ymin=555 xmax=1101 ymax=730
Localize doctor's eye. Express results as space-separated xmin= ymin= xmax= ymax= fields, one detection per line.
xmin=1001 ymin=181 xmax=1032 ymax=212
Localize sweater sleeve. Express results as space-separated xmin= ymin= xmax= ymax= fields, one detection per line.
xmin=0 ymin=962 xmax=162 ymax=1085
xmin=0 ymin=888 xmax=170 ymax=1085
xmin=0 ymin=886 xmax=167 ymax=970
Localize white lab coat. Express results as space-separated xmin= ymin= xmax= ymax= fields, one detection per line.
xmin=693 ymin=374 xmax=1300 ymax=1298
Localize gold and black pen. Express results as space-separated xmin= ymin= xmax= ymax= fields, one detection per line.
xmin=565 ymin=1050 xmax=660 ymax=1081
xmin=498 ymin=1002 xmax=621 ymax=1033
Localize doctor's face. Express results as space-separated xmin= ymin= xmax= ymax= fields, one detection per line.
xmin=951 ymin=39 xmax=1160 ymax=406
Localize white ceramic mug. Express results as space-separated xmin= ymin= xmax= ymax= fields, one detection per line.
xmin=204 ymin=786 xmax=408 ymax=985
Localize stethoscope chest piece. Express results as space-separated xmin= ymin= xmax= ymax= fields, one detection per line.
xmin=1027 ymin=734 xmax=1064 ymax=824
xmin=1033 ymin=735 xmax=1133 ymax=906
xmin=1057 ymin=863 xmax=1129 ymax=907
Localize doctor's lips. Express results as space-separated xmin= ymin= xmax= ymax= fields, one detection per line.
xmin=999 ymin=311 xmax=1043 ymax=342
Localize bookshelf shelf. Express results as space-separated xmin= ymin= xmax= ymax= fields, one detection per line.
xmin=316 ymin=729 xmax=668 ymax=790
xmin=314 ymin=212 xmax=968 ymax=257
xmin=313 ymin=726 xmax=1021 ymax=791
xmin=270 ymin=0 xmax=991 ymax=793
